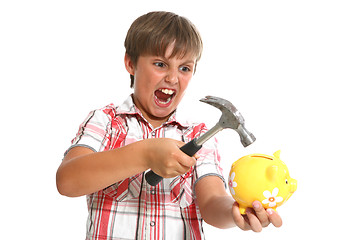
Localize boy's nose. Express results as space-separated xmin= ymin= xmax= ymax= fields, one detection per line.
xmin=165 ymin=69 xmax=178 ymax=84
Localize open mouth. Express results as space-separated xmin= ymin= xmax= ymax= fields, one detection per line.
xmin=154 ymin=88 xmax=176 ymax=105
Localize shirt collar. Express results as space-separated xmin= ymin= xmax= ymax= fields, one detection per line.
xmin=115 ymin=95 xmax=191 ymax=128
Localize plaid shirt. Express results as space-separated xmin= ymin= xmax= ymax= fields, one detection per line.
xmin=66 ymin=95 xmax=224 ymax=240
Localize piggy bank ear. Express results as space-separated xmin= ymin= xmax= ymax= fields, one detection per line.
xmin=266 ymin=165 xmax=278 ymax=182
xmin=273 ymin=150 xmax=281 ymax=159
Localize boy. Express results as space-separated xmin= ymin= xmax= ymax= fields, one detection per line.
xmin=56 ymin=11 xmax=282 ymax=239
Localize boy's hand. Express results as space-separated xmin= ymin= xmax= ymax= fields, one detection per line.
xmin=144 ymin=138 xmax=197 ymax=178
xmin=232 ymin=201 xmax=283 ymax=232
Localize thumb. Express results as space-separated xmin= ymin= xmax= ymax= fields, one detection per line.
xmin=174 ymin=141 xmax=198 ymax=168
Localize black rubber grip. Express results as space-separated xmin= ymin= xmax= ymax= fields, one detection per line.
xmin=179 ymin=139 xmax=203 ymax=157
xmin=145 ymin=139 xmax=202 ymax=186
xmin=145 ymin=170 xmax=165 ymax=186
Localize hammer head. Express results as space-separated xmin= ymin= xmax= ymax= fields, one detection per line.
xmin=200 ymin=96 xmax=256 ymax=147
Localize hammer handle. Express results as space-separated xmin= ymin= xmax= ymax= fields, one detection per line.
xmin=145 ymin=139 xmax=202 ymax=186
xmin=179 ymin=138 xmax=203 ymax=156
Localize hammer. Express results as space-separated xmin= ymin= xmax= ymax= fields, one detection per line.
xmin=145 ymin=95 xmax=256 ymax=186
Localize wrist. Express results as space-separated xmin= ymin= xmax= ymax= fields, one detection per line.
xmin=138 ymin=139 xmax=152 ymax=170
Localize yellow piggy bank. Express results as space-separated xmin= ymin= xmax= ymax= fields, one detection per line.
xmin=229 ymin=151 xmax=297 ymax=214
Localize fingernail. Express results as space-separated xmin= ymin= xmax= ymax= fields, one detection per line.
xmin=253 ymin=202 xmax=260 ymax=209
xmin=266 ymin=209 xmax=273 ymax=215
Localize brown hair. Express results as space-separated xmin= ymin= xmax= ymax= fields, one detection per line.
xmin=124 ymin=11 xmax=203 ymax=88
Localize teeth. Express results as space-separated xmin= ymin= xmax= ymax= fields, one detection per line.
xmin=161 ymin=89 xmax=174 ymax=95
xmin=158 ymin=97 xmax=171 ymax=104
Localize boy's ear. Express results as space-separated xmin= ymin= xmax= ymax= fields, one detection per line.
xmin=124 ymin=54 xmax=135 ymax=75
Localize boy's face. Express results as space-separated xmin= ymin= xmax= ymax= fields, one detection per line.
xmin=125 ymin=43 xmax=196 ymax=127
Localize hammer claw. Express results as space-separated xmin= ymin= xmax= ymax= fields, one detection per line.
xmin=200 ymin=96 xmax=234 ymax=110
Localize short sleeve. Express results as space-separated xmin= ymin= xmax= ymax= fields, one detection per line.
xmin=194 ymin=137 xmax=225 ymax=184
xmin=64 ymin=105 xmax=116 ymax=156
xmin=182 ymin=123 xmax=225 ymax=187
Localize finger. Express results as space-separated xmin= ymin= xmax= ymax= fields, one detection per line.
xmin=252 ymin=201 xmax=270 ymax=227
xmin=175 ymin=165 xmax=192 ymax=176
xmin=232 ymin=202 xmax=251 ymax=231
xmin=245 ymin=208 xmax=263 ymax=232
xmin=174 ymin=158 xmax=196 ymax=176
xmin=178 ymin=155 xmax=197 ymax=169
xmin=266 ymin=209 xmax=283 ymax=228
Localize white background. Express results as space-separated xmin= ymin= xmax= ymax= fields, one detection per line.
xmin=1 ymin=0 xmax=359 ymax=239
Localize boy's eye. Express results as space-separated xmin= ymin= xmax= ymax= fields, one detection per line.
xmin=180 ymin=66 xmax=191 ymax=72
xmin=154 ymin=62 xmax=165 ymax=67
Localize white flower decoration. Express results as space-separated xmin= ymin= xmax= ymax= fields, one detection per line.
xmin=262 ymin=188 xmax=283 ymax=207
xmin=228 ymin=172 xmax=237 ymax=196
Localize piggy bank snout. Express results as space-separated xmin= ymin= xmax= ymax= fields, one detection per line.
xmin=290 ymin=178 xmax=297 ymax=193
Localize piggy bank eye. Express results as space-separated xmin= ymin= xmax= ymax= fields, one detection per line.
xmin=285 ymin=179 xmax=289 ymax=184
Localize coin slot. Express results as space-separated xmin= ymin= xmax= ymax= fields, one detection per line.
xmin=251 ymin=155 xmax=273 ymax=160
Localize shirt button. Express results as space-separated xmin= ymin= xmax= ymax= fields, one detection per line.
xmin=150 ymin=221 xmax=155 ymax=227
xmin=150 ymin=190 xmax=155 ymax=195
xmin=151 ymin=131 xmax=156 ymax=137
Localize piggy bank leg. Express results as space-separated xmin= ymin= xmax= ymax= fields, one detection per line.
xmin=239 ymin=206 xmax=247 ymax=215
xmin=266 ymin=207 xmax=277 ymax=213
